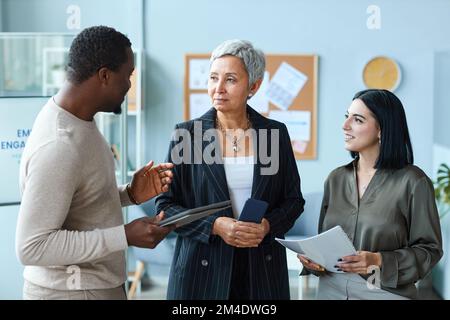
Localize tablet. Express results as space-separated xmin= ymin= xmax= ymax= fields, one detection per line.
xmin=158 ymin=200 xmax=232 ymax=227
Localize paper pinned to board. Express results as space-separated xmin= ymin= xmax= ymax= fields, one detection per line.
xmin=266 ymin=62 xmax=308 ymax=110
xmin=189 ymin=59 xmax=210 ymax=89
xmin=292 ymin=140 xmax=308 ymax=154
xmin=276 ymin=226 xmax=357 ymax=273
xmin=189 ymin=93 xmax=211 ymax=119
xmin=269 ymin=110 xmax=311 ymax=142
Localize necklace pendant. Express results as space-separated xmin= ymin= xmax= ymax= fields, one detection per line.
xmin=232 ymin=136 xmax=238 ymax=153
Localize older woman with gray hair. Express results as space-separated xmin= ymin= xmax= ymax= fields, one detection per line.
xmin=157 ymin=39 xmax=304 ymax=299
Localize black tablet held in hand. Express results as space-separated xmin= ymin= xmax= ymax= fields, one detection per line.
xmin=238 ymin=198 xmax=269 ymax=223
xmin=158 ymin=200 xmax=231 ymax=227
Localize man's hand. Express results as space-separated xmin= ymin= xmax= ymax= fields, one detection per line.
xmin=129 ymin=161 xmax=174 ymax=204
xmin=212 ymin=217 xmax=270 ymax=248
xmin=124 ymin=212 xmax=175 ymax=248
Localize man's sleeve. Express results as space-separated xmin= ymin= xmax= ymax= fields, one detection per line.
xmin=16 ymin=141 xmax=128 ymax=266
xmin=118 ymin=184 xmax=134 ymax=207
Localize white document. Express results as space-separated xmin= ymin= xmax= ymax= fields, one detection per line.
xmin=266 ymin=62 xmax=308 ymax=110
xmin=189 ymin=58 xmax=210 ymax=89
xmin=276 ymin=226 xmax=357 ymax=273
xmin=269 ymin=110 xmax=311 ymax=141
xmin=247 ymin=71 xmax=270 ymax=113
xmin=189 ymin=93 xmax=211 ymax=119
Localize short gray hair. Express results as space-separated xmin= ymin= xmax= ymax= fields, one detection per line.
xmin=210 ymin=39 xmax=265 ymax=87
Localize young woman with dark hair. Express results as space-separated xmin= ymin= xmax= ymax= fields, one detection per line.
xmin=299 ymin=89 xmax=442 ymax=300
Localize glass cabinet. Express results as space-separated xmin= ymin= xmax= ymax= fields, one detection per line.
xmin=0 ymin=33 xmax=74 ymax=96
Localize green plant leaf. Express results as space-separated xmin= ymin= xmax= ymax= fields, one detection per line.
xmin=434 ymin=163 xmax=450 ymax=217
xmin=445 ymin=184 xmax=450 ymax=196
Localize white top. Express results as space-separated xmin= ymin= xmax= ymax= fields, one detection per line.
xmin=16 ymin=98 xmax=130 ymax=290
xmin=223 ymin=156 xmax=254 ymax=219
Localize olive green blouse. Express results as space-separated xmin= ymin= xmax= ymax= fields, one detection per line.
xmin=317 ymin=161 xmax=443 ymax=299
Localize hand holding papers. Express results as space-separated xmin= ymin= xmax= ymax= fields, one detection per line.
xmin=158 ymin=200 xmax=231 ymax=227
xmin=276 ymin=226 xmax=357 ymax=273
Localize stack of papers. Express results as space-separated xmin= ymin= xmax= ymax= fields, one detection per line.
xmin=276 ymin=226 xmax=357 ymax=273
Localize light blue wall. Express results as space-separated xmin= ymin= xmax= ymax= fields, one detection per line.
xmin=144 ymin=0 xmax=450 ymax=192
xmin=0 ymin=205 xmax=24 ymax=299
xmin=434 ymin=52 xmax=450 ymax=149
xmin=1 ymin=0 xmax=143 ymax=48
xmin=0 ymin=1 xmax=3 ymax=31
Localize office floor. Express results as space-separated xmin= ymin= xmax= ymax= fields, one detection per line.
xmin=132 ymin=270 xmax=318 ymax=300
xmin=130 ymin=265 xmax=441 ymax=300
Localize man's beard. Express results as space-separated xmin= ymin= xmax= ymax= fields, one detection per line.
xmin=113 ymin=105 xmax=122 ymax=115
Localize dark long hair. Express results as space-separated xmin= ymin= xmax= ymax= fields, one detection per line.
xmin=350 ymin=89 xmax=413 ymax=170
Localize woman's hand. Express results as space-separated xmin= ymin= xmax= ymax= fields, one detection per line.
xmin=212 ymin=217 xmax=270 ymax=248
xmin=297 ymin=255 xmax=325 ymax=272
xmin=336 ymin=251 xmax=382 ymax=274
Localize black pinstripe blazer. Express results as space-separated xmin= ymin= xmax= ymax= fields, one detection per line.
xmin=156 ymin=106 xmax=305 ymax=300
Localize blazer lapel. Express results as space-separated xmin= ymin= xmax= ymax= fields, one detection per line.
xmin=198 ymin=108 xmax=229 ymax=201
xmin=247 ymin=106 xmax=272 ymax=200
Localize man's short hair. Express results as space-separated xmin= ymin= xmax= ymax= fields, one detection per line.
xmin=66 ymin=26 xmax=132 ymax=84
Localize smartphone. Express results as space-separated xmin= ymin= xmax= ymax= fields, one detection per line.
xmin=238 ymin=198 xmax=269 ymax=223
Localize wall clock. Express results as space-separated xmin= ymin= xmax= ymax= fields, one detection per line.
xmin=362 ymin=56 xmax=401 ymax=91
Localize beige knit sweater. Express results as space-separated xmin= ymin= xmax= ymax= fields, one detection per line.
xmin=16 ymin=98 xmax=132 ymax=290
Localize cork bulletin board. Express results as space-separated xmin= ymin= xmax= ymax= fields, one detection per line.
xmin=184 ymin=53 xmax=318 ymax=160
